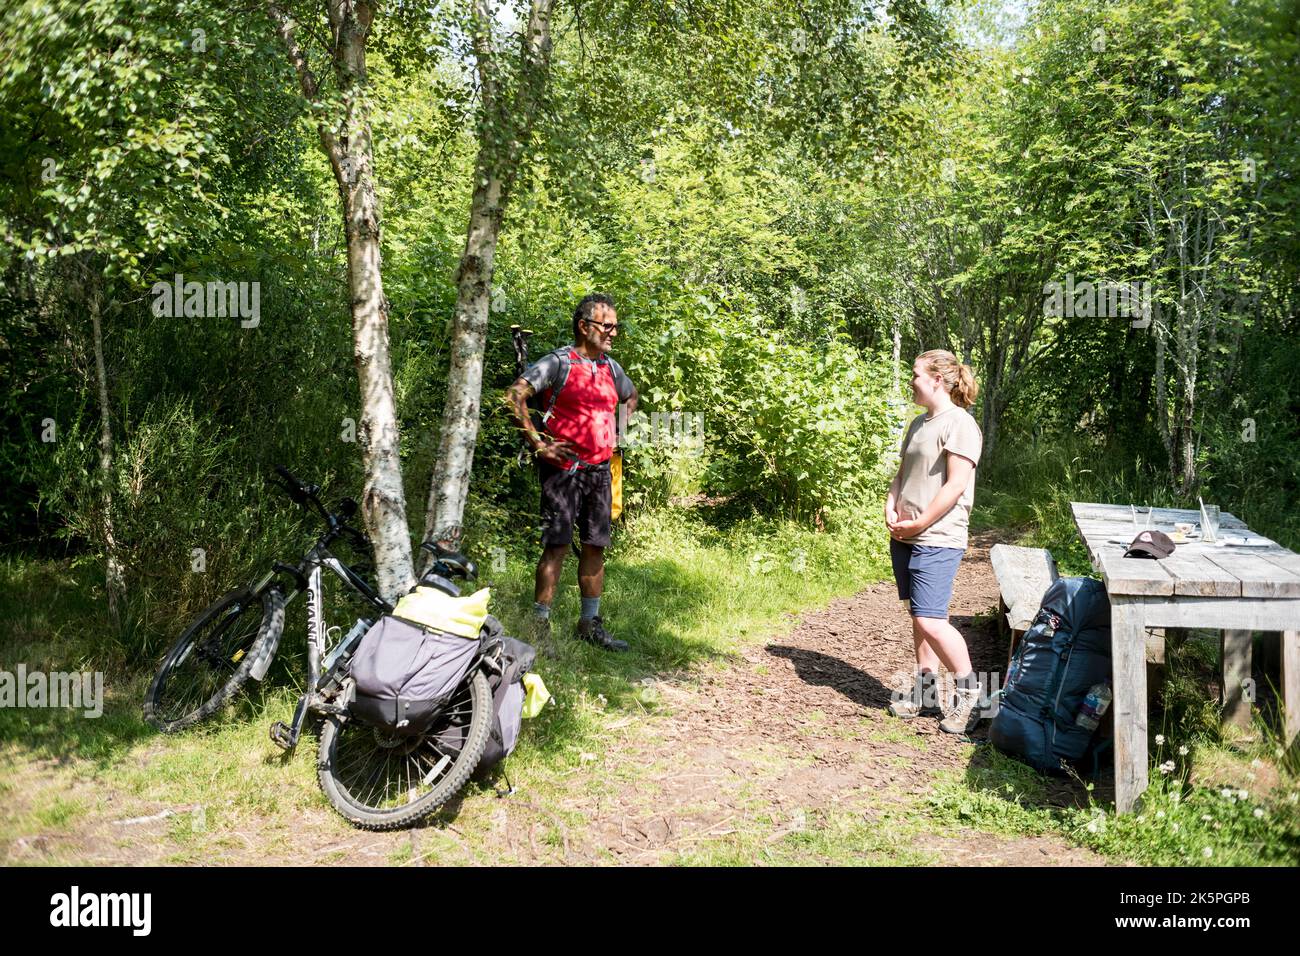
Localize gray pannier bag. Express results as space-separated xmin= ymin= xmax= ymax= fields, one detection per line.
xmin=430 ymin=620 xmax=537 ymax=773
xmin=347 ymin=615 xmax=479 ymax=735
xmin=479 ymin=634 xmax=536 ymax=770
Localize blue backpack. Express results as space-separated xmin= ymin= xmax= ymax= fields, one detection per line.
xmin=989 ymin=577 xmax=1112 ymax=773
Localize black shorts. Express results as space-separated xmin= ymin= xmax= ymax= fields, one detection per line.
xmin=539 ymin=460 xmax=612 ymax=548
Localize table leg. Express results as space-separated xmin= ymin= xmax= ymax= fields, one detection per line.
xmin=1112 ymin=596 xmax=1148 ymax=814
xmin=1221 ymin=630 xmax=1253 ymax=731
xmin=1283 ymin=631 xmax=1299 ymax=753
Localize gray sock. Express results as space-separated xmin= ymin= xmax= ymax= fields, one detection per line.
xmin=533 ymin=602 xmax=551 ymax=621
xmin=580 ymin=596 xmax=600 ymax=620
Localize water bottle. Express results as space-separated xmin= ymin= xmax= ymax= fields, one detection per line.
xmin=1075 ymin=682 xmax=1112 ymax=731
xmin=323 ymin=617 xmax=372 ymax=673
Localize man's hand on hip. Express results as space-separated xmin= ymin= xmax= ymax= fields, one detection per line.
xmin=535 ymin=438 xmax=578 ymax=467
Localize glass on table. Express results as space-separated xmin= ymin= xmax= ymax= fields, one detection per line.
xmin=1198 ymin=497 xmax=1221 ymax=543
xmin=1130 ymin=505 xmax=1153 ymax=534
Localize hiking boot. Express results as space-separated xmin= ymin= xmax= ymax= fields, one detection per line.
xmin=530 ymin=616 xmax=558 ymax=659
xmin=940 ymin=683 xmax=984 ymax=735
xmin=888 ymin=672 xmax=944 ymax=719
xmin=575 ymin=615 xmax=629 ymax=653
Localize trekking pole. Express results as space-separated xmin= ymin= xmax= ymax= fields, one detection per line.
xmin=510 ymin=324 xmax=532 ymax=381
xmin=510 ymin=325 xmax=535 ymax=467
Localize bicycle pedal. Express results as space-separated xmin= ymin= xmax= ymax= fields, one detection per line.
xmin=269 ymin=720 xmax=297 ymax=751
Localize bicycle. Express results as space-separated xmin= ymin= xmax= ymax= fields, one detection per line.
xmin=144 ymin=465 xmax=497 ymax=830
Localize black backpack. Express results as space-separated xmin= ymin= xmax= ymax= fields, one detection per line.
xmin=989 ymin=576 xmax=1113 ymax=773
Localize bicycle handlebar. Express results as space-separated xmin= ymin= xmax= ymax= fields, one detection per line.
xmin=270 ymin=465 xmax=367 ymax=548
xmin=272 ymin=465 xmax=318 ymax=505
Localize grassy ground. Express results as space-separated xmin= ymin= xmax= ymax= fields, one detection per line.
xmin=2 ymin=501 xmax=1299 ymax=865
xmin=1 ymin=508 xmax=896 ymax=863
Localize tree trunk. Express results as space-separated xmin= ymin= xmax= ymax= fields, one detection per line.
xmin=890 ymin=314 xmax=901 ymax=396
xmin=1153 ymin=319 xmax=1173 ymax=473
xmin=269 ymin=0 xmax=414 ymax=601
xmin=424 ymin=0 xmax=555 ymax=550
xmin=1179 ymin=363 xmax=1197 ymax=493
xmin=423 ymin=169 xmax=502 ymax=546
xmin=89 ymin=282 xmax=125 ymax=624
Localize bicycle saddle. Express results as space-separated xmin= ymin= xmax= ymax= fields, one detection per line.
xmin=419 ymin=542 xmax=476 ymax=580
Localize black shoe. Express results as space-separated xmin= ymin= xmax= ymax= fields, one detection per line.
xmin=575 ymin=615 xmax=629 ymax=652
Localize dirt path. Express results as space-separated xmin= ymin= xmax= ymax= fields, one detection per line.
xmin=499 ymin=531 xmax=1104 ymax=865
xmin=5 ymin=533 xmax=1106 ymax=866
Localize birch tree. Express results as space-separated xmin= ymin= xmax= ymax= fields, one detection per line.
xmin=1 ymin=0 xmax=236 ymax=621
xmin=267 ymin=0 xmax=415 ymax=599
xmin=423 ymin=0 xmax=555 ymax=549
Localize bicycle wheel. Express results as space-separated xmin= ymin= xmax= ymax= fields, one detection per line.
xmin=316 ymin=670 xmax=492 ymax=831
xmin=144 ymin=586 xmax=285 ymax=733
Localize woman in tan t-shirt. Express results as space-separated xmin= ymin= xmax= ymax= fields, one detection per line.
xmin=884 ymin=350 xmax=985 ymax=735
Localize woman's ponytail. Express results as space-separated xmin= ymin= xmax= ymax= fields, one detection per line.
xmin=952 ymin=363 xmax=979 ymax=408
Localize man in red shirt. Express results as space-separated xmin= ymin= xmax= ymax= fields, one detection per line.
xmin=506 ymin=294 xmax=639 ymax=653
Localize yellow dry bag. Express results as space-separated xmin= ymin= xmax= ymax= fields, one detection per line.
xmin=610 ymin=449 xmax=624 ymax=521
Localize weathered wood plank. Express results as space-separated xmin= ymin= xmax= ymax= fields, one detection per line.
xmin=1138 ymin=596 xmax=1300 ymax=631
xmin=1261 ymin=551 xmax=1300 ymax=579
xmin=1099 ymin=552 xmax=1174 ymax=596
xmin=1112 ymin=596 xmax=1149 ymax=814
xmin=1070 ymin=502 xmax=1247 ymax=529
xmin=1159 ymin=554 xmax=1242 ymax=597
xmin=1146 ymin=629 xmax=1166 ymax=664
xmin=1204 ymin=552 xmax=1300 ymax=599
xmin=1221 ymin=630 xmax=1254 ymax=730
xmin=989 ymin=545 xmax=1058 ymax=631
xmin=1284 ymin=631 xmax=1300 ymax=753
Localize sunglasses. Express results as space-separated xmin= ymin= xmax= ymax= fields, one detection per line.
xmin=583 ymin=319 xmax=620 ymax=333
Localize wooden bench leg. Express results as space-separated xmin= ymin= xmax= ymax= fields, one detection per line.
xmin=1221 ymin=629 xmax=1253 ymax=731
xmin=1112 ymin=596 xmax=1148 ymax=814
xmin=1283 ymin=631 xmax=1300 ymax=754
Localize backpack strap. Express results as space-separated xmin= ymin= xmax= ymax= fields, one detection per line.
xmin=540 ymin=348 xmax=574 ymax=423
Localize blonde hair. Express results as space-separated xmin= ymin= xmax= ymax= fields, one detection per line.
xmin=918 ymin=349 xmax=979 ymax=408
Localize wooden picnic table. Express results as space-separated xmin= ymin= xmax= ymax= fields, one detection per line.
xmin=1070 ymin=502 xmax=1300 ymax=814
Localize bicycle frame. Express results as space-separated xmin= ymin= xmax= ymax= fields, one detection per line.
xmin=252 ymin=537 xmax=391 ymax=751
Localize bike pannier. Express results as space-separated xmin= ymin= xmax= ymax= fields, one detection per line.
xmin=479 ymin=636 xmax=537 ymax=770
xmin=347 ymin=587 xmax=491 ymax=735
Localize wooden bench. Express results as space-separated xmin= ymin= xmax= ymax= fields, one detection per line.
xmin=989 ymin=544 xmax=1059 ymax=666
xmin=990 ymin=543 xmax=1169 ymax=671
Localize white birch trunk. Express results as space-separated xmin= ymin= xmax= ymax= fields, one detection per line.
xmin=424 ymin=0 xmax=555 ymax=550
xmin=269 ymin=0 xmax=414 ymax=601
xmin=89 ymin=284 xmax=126 ymax=623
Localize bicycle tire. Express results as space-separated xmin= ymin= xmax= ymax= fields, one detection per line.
xmin=144 ymin=586 xmax=285 ymax=733
xmin=316 ymin=669 xmax=492 ymax=831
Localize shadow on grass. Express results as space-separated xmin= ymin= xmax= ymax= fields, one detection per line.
xmin=959 ymin=742 xmax=1111 ymax=812
xmin=488 ymin=555 xmax=733 ymax=761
